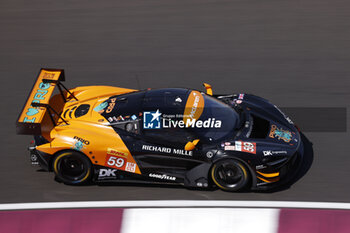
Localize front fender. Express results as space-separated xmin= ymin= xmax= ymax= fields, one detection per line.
xmin=211 ymin=152 xmax=258 ymax=190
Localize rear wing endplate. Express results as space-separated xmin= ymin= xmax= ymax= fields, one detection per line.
xmin=16 ymin=68 xmax=68 ymax=135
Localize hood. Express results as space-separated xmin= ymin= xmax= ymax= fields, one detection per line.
xmin=237 ymin=94 xmax=300 ymax=149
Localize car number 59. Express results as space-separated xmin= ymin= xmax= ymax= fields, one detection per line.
xmin=107 ymin=156 xmax=125 ymax=167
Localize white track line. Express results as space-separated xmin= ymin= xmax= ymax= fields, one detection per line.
xmin=0 ymin=200 xmax=350 ymax=210
xmin=122 ymin=208 xmax=280 ymax=233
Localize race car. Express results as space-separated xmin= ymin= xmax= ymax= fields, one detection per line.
xmin=16 ymin=68 xmax=304 ymax=191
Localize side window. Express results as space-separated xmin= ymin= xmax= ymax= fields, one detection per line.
xmin=141 ymin=89 xmax=192 ymax=147
xmin=101 ymin=91 xmax=145 ymax=135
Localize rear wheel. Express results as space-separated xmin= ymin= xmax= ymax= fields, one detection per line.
xmin=211 ymin=159 xmax=250 ymax=192
xmin=53 ymin=151 xmax=92 ymax=185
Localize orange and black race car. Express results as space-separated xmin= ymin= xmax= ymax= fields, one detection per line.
xmin=17 ymin=68 xmax=304 ymax=191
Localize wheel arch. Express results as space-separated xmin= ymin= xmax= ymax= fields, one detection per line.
xmin=51 ymin=149 xmax=94 ymax=185
xmin=210 ymin=154 xmax=257 ymax=190
xmin=49 ymin=149 xmax=92 ymax=172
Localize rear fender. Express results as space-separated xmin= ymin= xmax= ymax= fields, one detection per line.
xmin=36 ymin=122 xmax=142 ymax=175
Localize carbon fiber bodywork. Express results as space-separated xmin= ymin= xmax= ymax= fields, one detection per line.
xmin=24 ymin=84 xmax=305 ymax=191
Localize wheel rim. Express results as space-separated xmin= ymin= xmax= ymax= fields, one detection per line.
xmin=213 ymin=161 xmax=246 ymax=189
xmin=56 ymin=154 xmax=89 ymax=183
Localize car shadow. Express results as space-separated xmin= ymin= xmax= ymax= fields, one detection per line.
xmin=96 ymin=181 xmax=186 ymax=190
xmin=254 ymin=132 xmax=314 ymax=193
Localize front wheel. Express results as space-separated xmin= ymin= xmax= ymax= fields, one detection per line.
xmin=211 ymin=159 xmax=250 ymax=192
xmin=53 ymin=151 xmax=92 ymax=185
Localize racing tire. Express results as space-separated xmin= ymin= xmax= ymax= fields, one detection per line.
xmin=211 ymin=159 xmax=250 ymax=192
xmin=53 ymin=151 xmax=92 ymax=185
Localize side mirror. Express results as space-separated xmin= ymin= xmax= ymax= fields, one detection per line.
xmin=185 ymin=139 xmax=200 ymax=151
xmin=203 ymin=83 xmax=213 ymax=96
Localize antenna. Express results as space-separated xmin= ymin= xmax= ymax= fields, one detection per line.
xmin=135 ymin=74 xmax=141 ymax=90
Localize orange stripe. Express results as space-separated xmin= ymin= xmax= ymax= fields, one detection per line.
xmin=256 ymin=171 xmax=280 ymax=178
xmin=257 ymin=176 xmax=280 ymax=183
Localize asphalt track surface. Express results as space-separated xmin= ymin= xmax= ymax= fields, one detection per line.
xmin=0 ymin=0 xmax=349 ymax=204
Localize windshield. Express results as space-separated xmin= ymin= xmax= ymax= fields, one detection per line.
xmin=97 ymin=88 xmax=240 ymax=144
xmin=188 ymin=93 xmax=240 ymax=142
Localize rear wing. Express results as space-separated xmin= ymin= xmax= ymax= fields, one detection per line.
xmin=16 ymin=68 xmax=69 ymax=135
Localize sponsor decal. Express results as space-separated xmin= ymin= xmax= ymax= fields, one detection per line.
xmin=106 ymin=98 xmax=117 ymax=114
xmin=125 ymin=162 xmax=136 ymax=172
xmin=143 ymin=109 xmax=162 ymax=129
xmin=263 ymin=151 xmax=272 ymax=156
xmin=144 ymin=108 xmax=221 ymax=130
xmin=149 ymin=173 xmax=176 ymax=181
xmin=73 ymin=136 xmax=90 ymax=145
xmin=107 ymin=148 xmax=128 ymax=158
xmin=19 ymin=70 xmax=62 ymax=124
xmin=23 ymin=82 xmax=51 ymax=123
xmin=108 ymin=115 xmax=125 ymax=123
xmin=98 ymin=169 xmax=117 ymax=178
xmin=233 ymin=94 xmax=245 ymax=105
xmin=143 ymin=92 xmax=221 ymax=129
xmin=163 ymin=118 xmax=221 ymax=128
xmin=117 ymin=115 xmax=124 ymax=121
xmin=104 ymin=151 xmax=137 ymax=173
xmin=43 ymin=72 xmax=55 ymax=79
xmin=108 ymin=116 xmax=125 ymax=123
xmin=71 ymin=136 xmax=89 ymax=151
xmin=263 ymin=150 xmax=287 ymax=156
xmin=285 ymin=116 xmax=294 ymax=125
xmin=142 ymin=145 xmax=193 ymax=156
xmin=105 ymin=155 xmax=126 ymax=169
xmin=72 ymin=141 xmax=85 ymax=151
xmin=269 ymin=125 xmax=292 ymax=143
xmin=183 ymin=91 xmax=204 ymax=122
xmin=30 ymin=154 xmax=39 ymax=165
xmin=224 ymin=141 xmax=256 ymax=154
xmin=94 ymin=101 xmax=108 ymax=113
xmin=224 ymin=145 xmax=235 ymax=150
xmin=143 ymin=145 xmax=171 ymax=153
xmin=131 ymin=115 xmax=137 ymax=120
xmin=256 ymin=165 xmax=266 ymax=170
